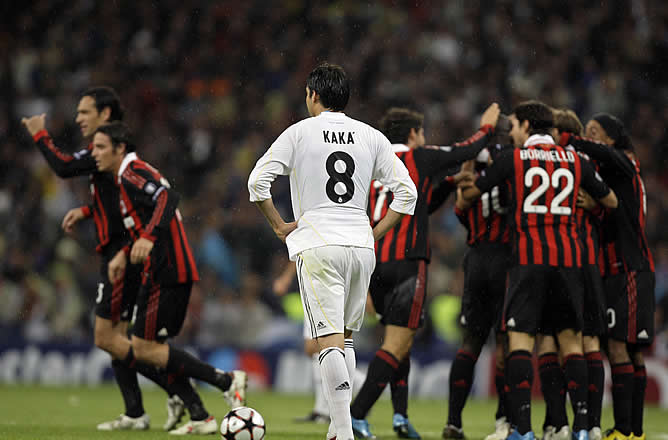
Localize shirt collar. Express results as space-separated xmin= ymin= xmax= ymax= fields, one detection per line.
xmin=118 ymin=152 xmax=138 ymax=177
xmin=524 ymin=134 xmax=555 ymax=147
xmin=319 ymin=111 xmax=346 ymax=118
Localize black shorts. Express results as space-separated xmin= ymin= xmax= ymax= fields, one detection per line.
xmin=369 ymin=260 xmax=427 ymax=329
xmin=460 ymin=243 xmax=511 ymax=339
xmin=132 ymin=282 xmax=192 ymax=341
xmin=583 ymin=264 xmax=606 ymax=337
xmin=503 ymin=265 xmax=584 ymax=336
xmin=605 ymin=270 xmax=655 ymax=345
xmin=94 ymin=258 xmax=143 ymax=323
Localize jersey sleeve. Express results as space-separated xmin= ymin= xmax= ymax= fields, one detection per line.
xmin=412 ymin=125 xmax=493 ymax=176
xmin=247 ymin=125 xmax=296 ymax=202
xmin=372 ymin=132 xmax=417 ymax=215
xmin=122 ymin=164 xmax=180 ymax=242
xmin=579 ymin=159 xmax=611 ymax=200
xmin=560 ymin=133 xmax=635 ymax=179
xmin=475 ymin=149 xmax=513 ymax=194
xmin=33 ymin=130 xmax=97 ymax=177
xmin=428 ymin=176 xmax=456 ymax=214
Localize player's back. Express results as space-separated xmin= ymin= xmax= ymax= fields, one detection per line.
xmin=510 ymin=143 xmax=583 ymax=267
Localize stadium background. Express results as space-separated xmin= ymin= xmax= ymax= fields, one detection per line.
xmin=2 ymin=0 xmax=668 ymax=408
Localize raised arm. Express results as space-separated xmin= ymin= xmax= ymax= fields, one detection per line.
xmin=22 ymin=114 xmax=97 ymax=177
xmin=559 ymin=132 xmax=634 ymax=179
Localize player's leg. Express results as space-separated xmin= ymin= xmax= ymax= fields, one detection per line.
xmin=583 ymin=263 xmax=607 ymax=440
xmin=295 ymin=335 xmax=330 ymax=423
xmin=628 ymin=270 xmax=655 ymax=440
xmin=504 ymin=265 xmax=546 ymax=439
xmin=553 ymin=267 xmax=588 ymax=440
xmin=604 ymin=273 xmax=634 ymax=440
xmin=297 ymin=247 xmax=356 ymax=440
xmin=536 ymin=333 xmax=567 ymax=439
xmin=485 ymin=333 xmax=511 ymax=440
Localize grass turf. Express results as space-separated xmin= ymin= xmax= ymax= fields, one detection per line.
xmin=0 ymin=385 xmax=666 ymax=439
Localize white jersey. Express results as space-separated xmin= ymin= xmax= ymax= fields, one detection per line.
xmin=248 ymin=111 xmax=417 ymax=260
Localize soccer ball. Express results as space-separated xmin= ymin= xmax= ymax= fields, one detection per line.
xmin=220 ymin=406 xmax=265 ymax=440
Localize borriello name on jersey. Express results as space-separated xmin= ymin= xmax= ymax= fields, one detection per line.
xmin=323 ymin=130 xmax=355 ymax=144
xmin=519 ymin=148 xmax=576 ymax=162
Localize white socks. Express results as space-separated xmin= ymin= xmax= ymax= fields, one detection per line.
xmin=344 ymin=339 xmax=356 ymax=392
xmin=320 ymin=346 xmax=353 ymax=440
xmin=311 ymin=354 xmax=329 ymax=416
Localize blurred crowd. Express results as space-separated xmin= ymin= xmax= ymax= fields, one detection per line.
xmin=2 ymin=0 xmax=668 ymax=353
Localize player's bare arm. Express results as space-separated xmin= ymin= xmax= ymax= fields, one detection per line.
xmin=576 ymin=188 xmax=597 ymax=211
xmin=61 ymin=207 xmax=87 ymax=233
xmin=254 ymin=198 xmax=298 ymax=243
xmin=372 ymin=208 xmax=404 ymax=241
xmin=273 ymin=261 xmax=296 ymax=296
xmin=479 ymin=103 xmax=500 ymax=129
xmin=130 ymin=237 xmax=154 ymax=264
xmin=21 ymin=113 xmax=47 ymax=136
xmin=597 ymin=189 xmax=618 ymax=209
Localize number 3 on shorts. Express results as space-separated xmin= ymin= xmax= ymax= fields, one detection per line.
xmin=96 ymin=283 xmax=104 ymax=304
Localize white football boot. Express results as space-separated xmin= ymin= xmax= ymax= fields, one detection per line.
xmin=485 ymin=417 xmax=511 ymax=440
xmin=551 ymin=426 xmax=571 ymax=440
xmin=589 ymin=427 xmax=602 ymax=440
xmin=168 ymin=415 xmax=217 ymax=435
xmin=224 ymin=370 xmax=248 ymax=408
xmin=164 ymin=395 xmax=186 ymax=431
xmin=97 ymin=413 xmax=150 ymax=431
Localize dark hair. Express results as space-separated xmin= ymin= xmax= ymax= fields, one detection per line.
xmin=513 ymin=100 xmax=554 ymax=135
xmin=306 ymin=62 xmax=350 ymax=111
xmin=81 ymin=86 xmax=124 ymax=121
xmin=592 ymin=113 xmax=634 ymax=151
xmin=94 ymin=121 xmax=136 ymax=152
xmin=379 ymin=107 xmax=424 ymax=144
xmin=554 ymin=109 xmax=584 ymax=136
xmin=489 ymin=113 xmax=512 ymax=146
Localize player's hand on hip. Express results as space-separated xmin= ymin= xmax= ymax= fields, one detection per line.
xmin=21 ymin=114 xmax=47 ymax=136
xmin=576 ymin=188 xmax=596 ymax=211
xmin=275 ymin=221 xmax=297 ymax=243
xmin=108 ymin=250 xmax=127 ymax=284
xmin=130 ymin=238 xmax=154 ymax=264
xmin=480 ymin=103 xmax=500 ymax=128
xmin=62 ymin=208 xmax=86 ymax=233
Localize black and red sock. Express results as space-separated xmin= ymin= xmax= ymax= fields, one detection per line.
xmin=111 ymin=359 xmax=144 ymax=418
xmin=168 ymin=373 xmax=210 ymax=421
xmin=447 ymin=349 xmax=478 ymax=428
xmin=585 ymin=351 xmax=604 ymax=429
xmin=632 ymin=364 xmax=647 ymax=436
xmin=507 ymin=350 xmax=533 ymax=435
xmin=166 ymin=345 xmax=231 ymax=391
xmin=495 ymin=367 xmax=507 ymax=421
xmin=610 ymin=362 xmax=634 ymax=436
xmin=390 ymin=356 xmax=410 ymax=417
xmin=563 ymin=353 xmax=588 ymax=432
xmin=350 ymin=349 xmax=398 ymax=420
xmin=538 ymin=352 xmax=567 ymax=430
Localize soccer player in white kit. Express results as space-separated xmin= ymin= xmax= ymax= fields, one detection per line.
xmin=248 ymin=63 xmax=418 ymax=440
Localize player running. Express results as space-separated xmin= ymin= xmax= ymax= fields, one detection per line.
xmin=248 ymin=63 xmax=418 ymax=440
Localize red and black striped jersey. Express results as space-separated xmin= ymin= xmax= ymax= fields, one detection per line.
xmin=455 ymin=177 xmax=511 ymax=246
xmin=571 ymin=149 xmax=603 ymax=267
xmin=562 ymin=134 xmax=655 ymax=275
xmin=369 ymin=126 xmax=493 ymax=263
xmin=117 ymin=153 xmax=199 ymax=285
xmin=33 ymin=130 xmax=127 ymax=257
xmin=476 ymin=135 xmax=611 ymax=267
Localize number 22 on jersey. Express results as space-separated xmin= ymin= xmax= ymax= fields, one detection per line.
xmin=523 ymin=167 xmax=574 ymax=215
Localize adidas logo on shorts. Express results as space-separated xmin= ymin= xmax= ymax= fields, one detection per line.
xmin=335 ymin=381 xmax=350 ymax=391
xmin=506 ymin=318 xmax=516 ymax=328
xmin=317 ymin=321 xmax=326 ymax=330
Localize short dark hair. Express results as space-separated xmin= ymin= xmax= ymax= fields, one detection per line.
xmin=94 ymin=121 xmax=136 ymax=152
xmin=489 ymin=113 xmax=512 ymax=146
xmin=554 ymin=109 xmax=584 ymax=136
xmin=306 ymin=63 xmax=350 ymax=111
xmin=513 ymin=100 xmax=554 ymax=135
xmin=81 ymin=86 xmax=124 ymax=121
xmin=379 ymin=107 xmax=424 ymax=144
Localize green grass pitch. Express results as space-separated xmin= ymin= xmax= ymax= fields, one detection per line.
xmin=0 ymin=385 xmax=666 ymax=439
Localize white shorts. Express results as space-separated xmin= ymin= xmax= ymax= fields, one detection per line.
xmin=296 ymin=246 xmax=376 ymax=338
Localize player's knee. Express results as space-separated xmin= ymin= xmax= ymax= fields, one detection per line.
xmin=94 ymin=327 xmax=112 ymax=352
xmin=131 ymin=339 xmax=155 ymax=363
xmin=606 ymin=338 xmax=630 ymax=363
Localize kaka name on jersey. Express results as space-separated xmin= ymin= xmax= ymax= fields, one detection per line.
xmin=323 ymin=130 xmax=355 ymax=144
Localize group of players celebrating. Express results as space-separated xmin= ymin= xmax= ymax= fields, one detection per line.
xmin=21 ymin=62 xmax=654 ymax=440
xmin=347 ymin=99 xmax=652 ymax=440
